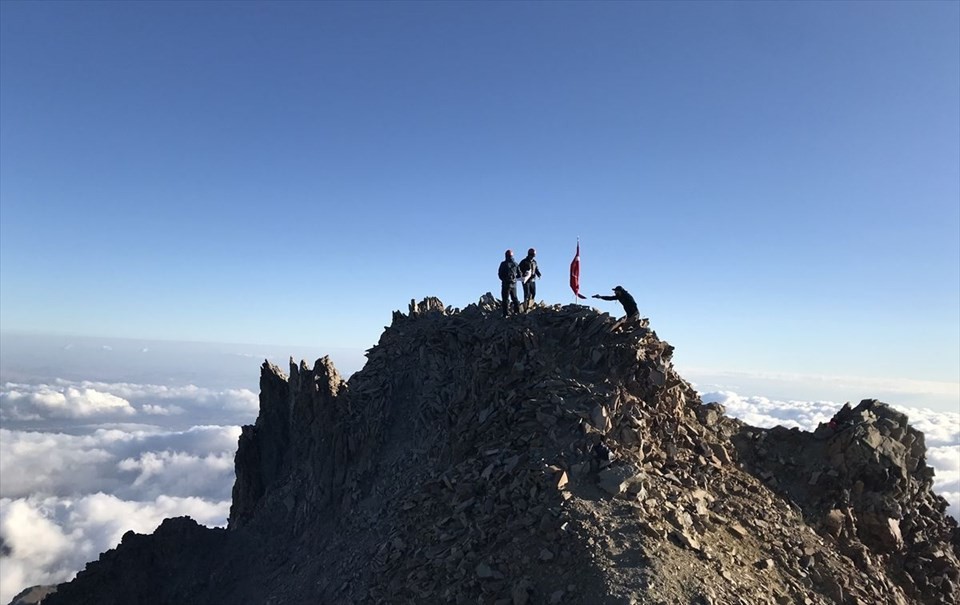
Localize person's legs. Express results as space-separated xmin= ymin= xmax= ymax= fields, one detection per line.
xmin=520 ymin=281 xmax=534 ymax=311
xmin=509 ymin=284 xmax=520 ymax=315
xmin=501 ymin=282 xmax=510 ymax=317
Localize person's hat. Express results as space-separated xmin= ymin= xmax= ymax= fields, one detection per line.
xmin=505 ymin=249 xmax=513 ymax=256
xmin=613 ymin=285 xmax=624 ymax=292
xmin=528 ymin=248 xmax=536 ymax=256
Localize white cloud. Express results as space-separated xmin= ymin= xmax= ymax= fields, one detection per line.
xmin=0 ymin=430 xmax=115 ymax=499
xmin=1 ymin=386 xmax=135 ymax=420
xmin=0 ymin=379 xmax=954 ymax=605
xmin=928 ymin=445 xmax=960 ymax=522
xmin=890 ymin=405 xmax=960 ymax=448
xmin=0 ymin=493 xmax=229 ymax=605
xmin=218 ymin=388 xmax=259 ymax=413
xmin=0 ymin=426 xmax=241 ymax=500
xmin=0 ymin=381 xmax=258 ymax=427
xmin=83 ymin=382 xmax=258 ymax=416
xmin=0 ymin=421 xmax=240 ymax=604
xmin=141 ymin=404 xmax=184 ymax=416
xmin=688 ymin=368 xmax=960 ymax=399
xmin=684 ymin=368 xmax=959 ymax=415
xmin=0 ymin=497 xmax=73 ymax=604
xmin=701 ymin=390 xmax=959 ymax=445
xmin=700 ymin=391 xmax=838 ymax=431
xmin=59 ymin=381 xmax=259 ymax=414
xmin=116 ymin=450 xmax=235 ymax=500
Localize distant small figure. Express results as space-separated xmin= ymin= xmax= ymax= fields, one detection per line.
xmin=592 ymin=285 xmax=639 ymax=319
xmin=497 ymin=249 xmax=522 ymax=317
xmin=518 ymin=247 xmax=542 ymax=311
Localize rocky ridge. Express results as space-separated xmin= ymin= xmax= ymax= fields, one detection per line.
xmin=33 ymin=296 xmax=960 ymax=604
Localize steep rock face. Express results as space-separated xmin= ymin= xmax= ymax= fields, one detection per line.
xmin=229 ymin=359 xmax=292 ymax=527
xmin=37 ymin=296 xmax=959 ymax=605
xmin=229 ymin=356 xmax=347 ymax=530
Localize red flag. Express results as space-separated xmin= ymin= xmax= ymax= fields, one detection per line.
xmin=570 ymin=240 xmax=587 ymax=299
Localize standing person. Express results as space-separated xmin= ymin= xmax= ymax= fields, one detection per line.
xmin=518 ymin=247 xmax=542 ymax=311
xmin=497 ymin=249 xmax=522 ymax=317
xmin=592 ymin=285 xmax=639 ymax=319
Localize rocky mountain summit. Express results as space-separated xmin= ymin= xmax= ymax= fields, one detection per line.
xmin=29 ymin=297 xmax=960 ymax=604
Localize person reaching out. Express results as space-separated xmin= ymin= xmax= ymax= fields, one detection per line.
xmin=592 ymin=285 xmax=639 ymax=319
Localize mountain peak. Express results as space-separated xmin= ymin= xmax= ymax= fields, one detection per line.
xmin=36 ymin=297 xmax=960 ymax=604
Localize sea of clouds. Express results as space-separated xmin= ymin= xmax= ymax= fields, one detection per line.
xmin=0 ymin=379 xmax=257 ymax=604
xmin=0 ymin=351 xmax=957 ymax=603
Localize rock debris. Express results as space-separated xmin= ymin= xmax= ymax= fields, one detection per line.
xmin=36 ymin=296 xmax=959 ymax=605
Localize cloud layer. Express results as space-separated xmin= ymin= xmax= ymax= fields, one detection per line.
xmin=0 ymin=493 xmax=230 ymax=605
xmin=0 ymin=380 xmax=258 ymax=428
xmin=0 ymin=426 xmax=240 ymax=500
xmin=685 ymin=367 xmax=960 ymax=416
xmin=0 ymin=422 xmax=239 ymax=604
xmin=0 ymin=379 xmax=957 ymax=604
xmin=1 ymin=385 xmax=135 ymax=420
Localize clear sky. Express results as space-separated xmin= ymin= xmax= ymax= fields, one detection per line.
xmin=1 ymin=2 xmax=958 ymax=409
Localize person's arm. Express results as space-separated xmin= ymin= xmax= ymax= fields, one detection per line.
xmin=592 ymin=294 xmax=617 ymax=301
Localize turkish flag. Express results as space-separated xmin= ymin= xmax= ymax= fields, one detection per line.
xmin=570 ymin=241 xmax=587 ymax=299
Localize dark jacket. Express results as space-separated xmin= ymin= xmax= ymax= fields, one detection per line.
xmin=498 ymin=258 xmax=521 ymax=283
xmin=518 ymin=256 xmax=541 ymax=281
xmin=597 ymin=289 xmax=639 ymax=317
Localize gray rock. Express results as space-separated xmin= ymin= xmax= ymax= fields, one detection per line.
xmin=476 ymin=562 xmax=494 ymax=579
xmin=597 ymin=466 xmax=639 ymax=495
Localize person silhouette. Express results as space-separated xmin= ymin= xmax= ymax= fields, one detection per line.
xmin=518 ymin=248 xmax=542 ymax=310
xmin=497 ymin=249 xmax=522 ymax=317
xmin=592 ymin=285 xmax=639 ymax=319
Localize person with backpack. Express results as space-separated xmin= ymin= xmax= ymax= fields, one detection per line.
xmin=592 ymin=285 xmax=639 ymax=319
xmin=497 ymin=249 xmax=522 ymax=317
xmin=518 ymin=247 xmax=542 ymax=311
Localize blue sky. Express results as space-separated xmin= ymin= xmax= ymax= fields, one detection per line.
xmin=0 ymin=7 xmax=958 ymax=597
xmin=1 ymin=2 xmax=958 ymax=409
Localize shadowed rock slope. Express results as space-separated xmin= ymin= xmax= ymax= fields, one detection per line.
xmin=39 ymin=297 xmax=959 ymax=604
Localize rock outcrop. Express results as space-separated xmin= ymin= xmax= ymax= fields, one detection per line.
xmin=728 ymin=399 xmax=960 ymax=600
xmin=35 ymin=296 xmax=959 ymax=604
